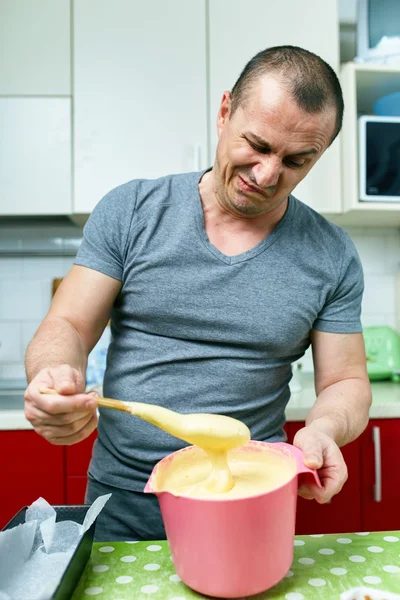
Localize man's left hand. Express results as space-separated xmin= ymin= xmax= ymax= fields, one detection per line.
xmin=293 ymin=426 xmax=348 ymax=504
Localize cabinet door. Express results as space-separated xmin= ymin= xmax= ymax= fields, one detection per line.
xmin=73 ymin=0 xmax=208 ymax=214
xmin=208 ymin=0 xmax=341 ymax=214
xmin=66 ymin=431 xmax=97 ymax=476
xmin=287 ymin=422 xmax=362 ymax=534
xmin=0 ymin=0 xmax=70 ymax=95
xmin=0 ymin=431 xmax=64 ymax=529
xmin=361 ymin=420 xmax=400 ymax=532
xmin=0 ymin=98 xmax=72 ymax=215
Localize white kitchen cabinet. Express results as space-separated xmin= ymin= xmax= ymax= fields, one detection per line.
xmin=0 ymin=0 xmax=70 ymax=95
xmin=208 ymin=0 xmax=342 ymax=214
xmin=336 ymin=62 xmax=400 ymax=227
xmin=0 ymin=98 xmax=71 ymax=215
xmin=73 ymin=0 xmax=208 ymax=214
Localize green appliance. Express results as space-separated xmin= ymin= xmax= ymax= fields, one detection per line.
xmin=363 ymin=326 xmax=400 ymax=382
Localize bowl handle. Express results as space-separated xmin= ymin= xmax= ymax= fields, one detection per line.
xmin=273 ymin=442 xmax=322 ymax=488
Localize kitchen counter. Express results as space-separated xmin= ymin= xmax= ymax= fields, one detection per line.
xmin=286 ymin=373 xmax=400 ymax=421
xmin=1 ymin=375 xmax=400 ymax=430
xmin=71 ymin=531 xmax=400 ymax=599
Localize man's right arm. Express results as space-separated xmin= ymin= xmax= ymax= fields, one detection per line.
xmin=24 ymin=264 xmax=122 ymax=445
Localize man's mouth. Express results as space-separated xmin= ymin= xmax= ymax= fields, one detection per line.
xmin=237 ymin=175 xmax=265 ymax=196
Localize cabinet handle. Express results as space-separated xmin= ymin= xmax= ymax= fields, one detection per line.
xmin=372 ymin=426 xmax=382 ymax=503
xmin=194 ymin=144 xmax=202 ymax=171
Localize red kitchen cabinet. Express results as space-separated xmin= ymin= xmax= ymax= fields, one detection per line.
xmin=287 ymin=422 xmax=362 ymax=535
xmin=65 ymin=431 xmax=97 ymax=504
xmin=361 ymin=419 xmax=400 ymax=531
xmin=0 ymin=431 xmax=64 ymax=529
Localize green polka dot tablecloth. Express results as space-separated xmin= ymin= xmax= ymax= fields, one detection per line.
xmin=71 ymin=531 xmax=400 ymax=600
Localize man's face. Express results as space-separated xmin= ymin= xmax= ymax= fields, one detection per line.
xmin=214 ymin=75 xmax=336 ymax=218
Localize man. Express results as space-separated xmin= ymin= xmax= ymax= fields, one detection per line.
xmin=24 ymin=46 xmax=372 ymax=541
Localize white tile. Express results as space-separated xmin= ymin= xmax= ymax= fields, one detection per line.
xmin=0 ymin=322 xmax=22 ymax=361
xmin=21 ymin=321 xmax=41 ymax=352
xmin=62 ymin=256 xmax=75 ymax=273
xmin=385 ymin=234 xmax=400 ymax=275
xmin=40 ymin=281 xmax=53 ymax=316
xmin=353 ymin=235 xmax=387 ymax=275
xmin=22 ymin=256 xmax=65 ymax=279
xmin=0 ymin=281 xmax=46 ymax=320
xmin=361 ymin=314 xmax=390 ymax=328
xmin=0 ymin=363 xmax=27 ymax=380
xmin=0 ymin=258 xmax=23 ymax=279
xmin=362 ymin=275 xmax=396 ymax=315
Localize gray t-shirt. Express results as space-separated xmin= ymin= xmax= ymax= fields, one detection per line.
xmin=75 ymin=170 xmax=364 ymax=492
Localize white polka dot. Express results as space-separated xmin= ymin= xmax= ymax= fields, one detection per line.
xmin=298 ymin=558 xmax=315 ymax=565
xmin=98 ymin=546 xmax=114 ymax=553
xmin=285 ymin=594 xmax=305 ymax=600
xmin=294 ymin=540 xmax=305 ymax=546
xmin=368 ymin=546 xmax=384 ymax=553
xmin=355 ymin=532 xmax=370 ymax=536
xmin=383 ymin=565 xmax=400 ymax=573
xmin=92 ymin=565 xmax=109 ymax=573
xmin=115 ymin=576 xmax=133 ymax=584
xmin=169 ymin=574 xmax=181 ymax=582
xmin=140 ymin=585 xmax=159 ymax=594
xmin=144 ymin=563 xmax=161 ymax=571
xmin=84 ymin=588 xmax=103 ymax=596
xmin=363 ymin=576 xmax=382 ymax=585
xmin=330 ymin=568 xmax=347 ymax=575
xmin=125 ymin=540 xmax=139 ymax=543
xmin=308 ymin=578 xmax=326 ymax=587
xmin=384 ymin=536 xmax=399 ymax=543
xmin=337 ymin=538 xmax=352 ymax=544
xmin=349 ymin=555 xmax=366 ymax=563
xmin=309 ymin=534 xmax=324 ymax=538
xmin=319 ymin=548 xmax=335 ymax=555
xmin=120 ymin=556 xmax=137 ymax=563
xmin=285 ymin=570 xmax=294 ymax=578
xmin=146 ymin=544 xmax=162 ymax=551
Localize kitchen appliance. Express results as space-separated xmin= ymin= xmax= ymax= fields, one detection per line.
xmin=145 ymin=441 xmax=320 ymax=598
xmin=358 ymin=116 xmax=400 ymax=202
xmin=356 ymin=0 xmax=400 ymax=64
xmin=364 ymin=326 xmax=400 ymax=382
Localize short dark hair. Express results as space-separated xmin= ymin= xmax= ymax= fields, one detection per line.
xmin=230 ymin=45 xmax=344 ymax=145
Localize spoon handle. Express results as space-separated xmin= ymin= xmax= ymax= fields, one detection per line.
xmin=39 ymin=387 xmax=133 ymax=414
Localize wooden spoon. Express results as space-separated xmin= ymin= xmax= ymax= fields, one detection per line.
xmin=39 ymin=387 xmax=250 ymax=451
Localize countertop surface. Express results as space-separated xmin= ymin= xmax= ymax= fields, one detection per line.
xmin=1 ymin=374 xmax=400 ymax=430
xmin=71 ymin=531 xmax=400 ymax=599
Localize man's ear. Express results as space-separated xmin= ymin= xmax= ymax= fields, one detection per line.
xmin=216 ymin=91 xmax=232 ymax=136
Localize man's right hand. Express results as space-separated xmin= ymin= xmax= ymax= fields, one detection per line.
xmin=24 ymin=364 xmax=98 ymax=445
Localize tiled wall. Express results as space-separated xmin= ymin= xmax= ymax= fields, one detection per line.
xmin=0 ymin=222 xmax=399 ymax=380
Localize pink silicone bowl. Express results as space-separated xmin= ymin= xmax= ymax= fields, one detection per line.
xmin=144 ymin=440 xmax=320 ymax=598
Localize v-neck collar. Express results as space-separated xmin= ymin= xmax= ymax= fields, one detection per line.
xmin=192 ymin=169 xmax=295 ymax=266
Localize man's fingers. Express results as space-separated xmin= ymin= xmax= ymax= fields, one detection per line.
xmin=49 ymin=412 xmax=98 ymax=446
xmin=35 ymin=390 xmax=97 ymax=414
xmin=25 ymin=403 xmax=95 ymax=427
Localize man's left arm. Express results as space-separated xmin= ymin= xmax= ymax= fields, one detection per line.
xmin=293 ymin=329 xmax=372 ymax=503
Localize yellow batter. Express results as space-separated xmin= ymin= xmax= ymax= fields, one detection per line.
xmin=125 ymin=403 xmax=295 ymax=498
xmin=153 ymin=444 xmax=297 ymax=499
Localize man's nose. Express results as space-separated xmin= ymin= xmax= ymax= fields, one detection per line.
xmin=252 ymin=155 xmax=282 ymax=189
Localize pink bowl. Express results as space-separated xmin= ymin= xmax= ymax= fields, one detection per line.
xmin=144 ymin=441 xmax=320 ymax=598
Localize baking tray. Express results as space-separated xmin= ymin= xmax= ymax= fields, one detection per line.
xmin=2 ymin=504 xmax=95 ymax=600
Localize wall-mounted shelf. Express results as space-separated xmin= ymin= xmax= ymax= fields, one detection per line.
xmin=338 ymin=62 xmax=400 ymax=226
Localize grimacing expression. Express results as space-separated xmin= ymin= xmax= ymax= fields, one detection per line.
xmin=214 ymin=75 xmax=336 ymax=218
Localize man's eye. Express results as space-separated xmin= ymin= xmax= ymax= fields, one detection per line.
xmin=248 ymin=141 xmax=269 ymax=154
xmin=285 ymin=158 xmax=306 ymax=168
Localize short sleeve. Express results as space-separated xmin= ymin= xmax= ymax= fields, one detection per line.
xmin=313 ymin=234 xmax=364 ymax=334
xmin=74 ymin=182 xmax=137 ymax=281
